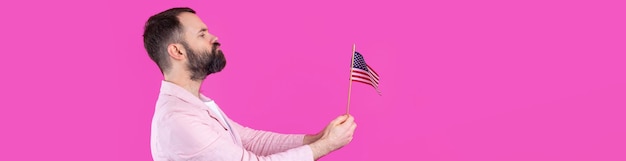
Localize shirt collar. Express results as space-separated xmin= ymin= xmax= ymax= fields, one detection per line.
xmin=159 ymin=80 xmax=212 ymax=110
xmin=159 ymin=80 xmax=232 ymax=130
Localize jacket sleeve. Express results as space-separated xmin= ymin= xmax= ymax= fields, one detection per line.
xmin=228 ymin=118 xmax=307 ymax=156
xmin=164 ymin=112 xmax=314 ymax=161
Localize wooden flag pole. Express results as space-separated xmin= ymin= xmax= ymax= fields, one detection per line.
xmin=346 ymin=43 xmax=356 ymax=114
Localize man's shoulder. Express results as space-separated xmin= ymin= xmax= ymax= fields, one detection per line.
xmin=154 ymin=94 xmax=206 ymax=120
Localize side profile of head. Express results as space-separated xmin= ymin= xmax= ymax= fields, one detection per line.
xmin=143 ymin=7 xmax=226 ymax=81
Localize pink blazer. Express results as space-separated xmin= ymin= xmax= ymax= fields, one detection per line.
xmin=151 ymin=81 xmax=314 ymax=161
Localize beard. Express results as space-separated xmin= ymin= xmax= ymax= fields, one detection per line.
xmin=183 ymin=41 xmax=227 ymax=81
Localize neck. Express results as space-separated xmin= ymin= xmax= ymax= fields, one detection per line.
xmin=164 ymin=75 xmax=203 ymax=99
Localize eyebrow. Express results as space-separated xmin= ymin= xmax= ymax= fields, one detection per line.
xmin=198 ymin=28 xmax=208 ymax=34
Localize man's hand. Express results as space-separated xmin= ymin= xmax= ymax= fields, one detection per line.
xmin=309 ymin=114 xmax=357 ymax=160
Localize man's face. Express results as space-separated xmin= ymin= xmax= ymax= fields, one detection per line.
xmin=177 ymin=12 xmax=226 ymax=81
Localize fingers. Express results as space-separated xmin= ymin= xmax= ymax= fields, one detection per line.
xmin=330 ymin=114 xmax=357 ymax=128
xmin=350 ymin=122 xmax=357 ymax=131
xmin=346 ymin=122 xmax=357 ymax=144
xmin=343 ymin=115 xmax=355 ymax=125
xmin=336 ymin=115 xmax=355 ymax=129
xmin=349 ymin=123 xmax=356 ymax=134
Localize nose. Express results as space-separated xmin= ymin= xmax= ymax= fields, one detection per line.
xmin=205 ymin=32 xmax=218 ymax=42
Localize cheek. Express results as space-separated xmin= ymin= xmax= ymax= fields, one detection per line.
xmin=191 ymin=41 xmax=210 ymax=51
xmin=201 ymin=40 xmax=214 ymax=50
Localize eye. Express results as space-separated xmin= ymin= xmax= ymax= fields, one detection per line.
xmin=200 ymin=34 xmax=205 ymax=37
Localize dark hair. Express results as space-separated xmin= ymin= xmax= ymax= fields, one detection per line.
xmin=143 ymin=7 xmax=196 ymax=74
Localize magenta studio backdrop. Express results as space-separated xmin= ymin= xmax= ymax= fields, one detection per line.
xmin=0 ymin=0 xmax=625 ymax=160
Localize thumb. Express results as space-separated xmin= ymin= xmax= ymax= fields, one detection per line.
xmin=330 ymin=115 xmax=349 ymax=125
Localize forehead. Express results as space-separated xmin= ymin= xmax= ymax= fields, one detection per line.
xmin=177 ymin=12 xmax=207 ymax=34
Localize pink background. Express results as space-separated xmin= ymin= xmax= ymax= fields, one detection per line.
xmin=1 ymin=0 xmax=625 ymax=160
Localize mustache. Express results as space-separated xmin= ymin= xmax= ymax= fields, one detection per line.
xmin=212 ymin=42 xmax=221 ymax=49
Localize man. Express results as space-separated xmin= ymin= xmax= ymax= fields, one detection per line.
xmin=143 ymin=7 xmax=357 ymax=161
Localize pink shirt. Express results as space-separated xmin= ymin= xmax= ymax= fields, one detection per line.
xmin=151 ymin=81 xmax=314 ymax=161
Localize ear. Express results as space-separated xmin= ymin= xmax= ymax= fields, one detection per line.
xmin=167 ymin=43 xmax=186 ymax=61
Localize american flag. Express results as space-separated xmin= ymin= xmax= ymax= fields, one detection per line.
xmin=351 ymin=51 xmax=380 ymax=93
